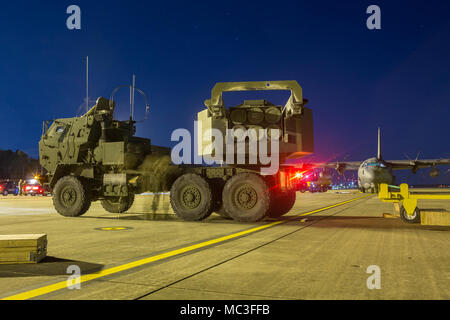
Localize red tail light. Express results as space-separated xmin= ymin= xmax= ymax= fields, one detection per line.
xmin=291 ymin=170 xmax=309 ymax=181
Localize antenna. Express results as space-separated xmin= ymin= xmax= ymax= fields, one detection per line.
xmin=86 ymin=56 xmax=89 ymax=113
xmin=132 ymin=74 xmax=135 ymax=120
xmin=129 ymin=74 xmax=136 ymax=121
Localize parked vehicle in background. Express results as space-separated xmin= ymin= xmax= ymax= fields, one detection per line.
xmin=295 ymin=168 xmax=332 ymax=193
xmin=22 ymin=179 xmax=46 ymax=196
xmin=0 ymin=180 xmax=19 ymax=196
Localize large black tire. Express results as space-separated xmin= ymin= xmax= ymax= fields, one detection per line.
xmin=222 ymin=173 xmax=271 ymax=222
xmin=400 ymin=206 xmax=421 ymax=224
xmin=268 ymin=189 xmax=296 ymax=218
xmin=79 ymin=181 xmax=92 ymax=214
xmin=170 ymin=173 xmax=213 ymax=221
xmin=101 ymin=194 xmax=135 ymax=213
xmin=53 ymin=176 xmax=91 ymax=217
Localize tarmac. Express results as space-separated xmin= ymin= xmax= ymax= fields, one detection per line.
xmin=0 ymin=190 xmax=449 ymax=300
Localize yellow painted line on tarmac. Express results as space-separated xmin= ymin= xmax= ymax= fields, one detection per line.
xmin=2 ymin=194 xmax=371 ymax=300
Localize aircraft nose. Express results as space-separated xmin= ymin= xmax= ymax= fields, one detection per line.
xmin=366 ymin=172 xmax=374 ymax=179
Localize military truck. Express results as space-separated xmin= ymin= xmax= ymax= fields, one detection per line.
xmin=38 ymin=81 xmax=313 ymax=222
xmin=296 ymin=168 xmax=332 ymax=193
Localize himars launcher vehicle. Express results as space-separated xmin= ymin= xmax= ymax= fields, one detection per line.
xmin=38 ymin=81 xmax=314 ymax=222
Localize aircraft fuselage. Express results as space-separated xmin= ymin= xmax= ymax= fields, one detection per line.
xmin=357 ymin=157 xmax=395 ymax=193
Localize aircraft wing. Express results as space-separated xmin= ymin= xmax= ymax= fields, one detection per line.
xmin=385 ymin=159 xmax=450 ymax=171
xmin=286 ymin=161 xmax=362 ymax=172
xmin=314 ymin=161 xmax=362 ymax=171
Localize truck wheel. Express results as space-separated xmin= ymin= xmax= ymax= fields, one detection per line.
xmin=222 ymin=173 xmax=271 ymax=222
xmin=101 ymin=194 xmax=135 ymax=213
xmin=53 ymin=176 xmax=91 ymax=217
xmin=268 ymin=189 xmax=296 ymax=218
xmin=400 ymin=206 xmax=421 ymax=224
xmin=170 ymin=173 xmax=213 ymax=221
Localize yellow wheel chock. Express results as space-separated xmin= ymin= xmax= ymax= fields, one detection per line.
xmin=378 ymin=183 xmax=450 ymax=224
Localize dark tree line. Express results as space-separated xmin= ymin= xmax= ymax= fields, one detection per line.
xmin=0 ymin=149 xmax=40 ymax=180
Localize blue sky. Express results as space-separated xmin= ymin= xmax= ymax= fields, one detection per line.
xmin=0 ymin=0 xmax=449 ymax=183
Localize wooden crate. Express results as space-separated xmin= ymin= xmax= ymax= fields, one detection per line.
xmin=0 ymin=234 xmax=47 ymax=264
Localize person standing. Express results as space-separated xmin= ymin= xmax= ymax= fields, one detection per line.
xmin=18 ymin=179 xmax=23 ymax=196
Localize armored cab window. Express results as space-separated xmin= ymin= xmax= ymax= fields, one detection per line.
xmin=56 ymin=126 xmax=65 ymax=133
xmin=48 ymin=125 xmax=65 ymax=137
xmin=47 ymin=123 xmax=70 ymax=143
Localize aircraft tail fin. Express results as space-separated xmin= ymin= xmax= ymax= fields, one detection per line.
xmin=377 ymin=127 xmax=382 ymax=160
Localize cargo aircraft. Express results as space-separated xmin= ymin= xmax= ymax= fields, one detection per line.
xmin=296 ymin=128 xmax=450 ymax=193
